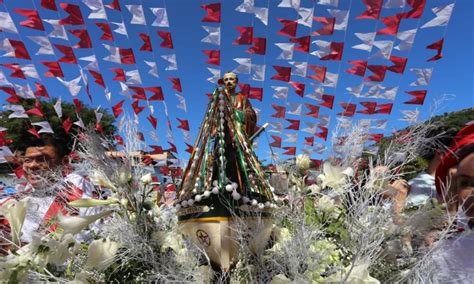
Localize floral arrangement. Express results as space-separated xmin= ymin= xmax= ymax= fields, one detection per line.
xmin=0 ymin=121 xmax=461 ymax=283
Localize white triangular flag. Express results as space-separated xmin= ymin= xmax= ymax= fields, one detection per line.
xmin=118 ymin=82 xmax=131 ymax=98
xmin=372 ymin=119 xmax=388 ymax=129
xmin=236 ymin=0 xmax=254 ymax=13
xmin=83 ymin=0 xmax=107 ymax=19
xmin=54 ymin=98 xmax=63 ymax=118
xmin=272 ymin=86 xmax=289 ymax=101
xmin=319 ymin=115 xmax=331 ymax=126
xmin=28 ymin=36 xmax=54 ymax=56
xmin=80 ymin=54 xmax=99 ymax=71
xmin=126 ymin=5 xmax=146 ymax=25
xmin=268 ymin=122 xmax=284 ymax=133
xmin=0 ymin=12 xmax=18 ymax=34
xmin=337 ymin=117 xmax=352 ymax=128
xmin=144 ymin=61 xmax=159 ymax=78
xmin=302 ymin=121 xmax=317 ymax=133
xmin=370 ymin=40 xmax=394 ymax=59
xmin=286 ymin=102 xmax=302 ymax=115
xmin=275 ymin=43 xmax=295 ymax=60
xmin=328 ymin=9 xmax=349 ymax=31
xmin=311 ymin=39 xmax=332 ymax=57
xmin=102 ymin=44 xmax=121 ymax=63
xmin=74 ymin=116 xmax=86 ymax=129
xmin=399 ymin=109 xmax=420 ymax=123
xmin=383 ymin=0 xmax=406 ymax=8
xmin=254 ymin=7 xmax=268 ymax=25
xmin=284 ymin=133 xmax=298 ymax=143
xmin=278 ymin=0 xmax=300 ymax=9
xmin=395 ymin=29 xmax=417 ymax=51
xmin=104 ymin=88 xmax=111 ymax=102
xmin=14 ymin=84 xmax=35 ymax=99
xmin=202 ymin=26 xmax=221 ymax=46
xmin=421 ymin=3 xmax=455 ymax=29
xmin=318 ymin=0 xmax=339 ymax=6
xmin=111 ymin=21 xmax=128 ymax=36
xmin=94 ymin=107 xmax=103 ymax=123
xmin=4 ymin=105 xmax=28 ymax=119
xmin=0 ymin=70 xmax=12 ymax=86
xmin=207 ymin=67 xmax=220 ymax=84
xmin=379 ymin=86 xmax=398 ymax=100
xmin=346 ymin=84 xmax=363 ymax=97
xmin=321 ymin=72 xmax=338 ymax=88
xmin=410 ymin=68 xmax=433 ymax=86
xmin=0 ymin=146 xmax=14 ymax=163
xmin=352 ymin=32 xmax=376 ymax=52
xmin=0 ymin=39 xmax=14 ymax=57
xmin=57 ymin=76 xmax=82 ymax=97
xmin=32 ymin=121 xmax=54 ymax=134
xmin=20 ymin=65 xmax=40 ymax=80
xmin=175 ymin=94 xmax=187 ymax=112
xmin=233 ymin=58 xmax=251 ymax=74
xmin=289 ymin=61 xmax=308 ymax=77
xmin=297 ymin=7 xmax=314 ymax=27
xmin=162 ymin=54 xmax=178 ymax=70
xmin=150 ymin=7 xmax=169 ymax=27
xmin=125 ymin=69 xmax=142 ymax=84
xmin=44 ymin=19 xmax=68 ymax=40
xmin=251 ymin=64 xmax=265 ymax=81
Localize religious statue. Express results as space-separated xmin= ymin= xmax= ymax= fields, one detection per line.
xmin=175 ymin=72 xmax=275 ymax=273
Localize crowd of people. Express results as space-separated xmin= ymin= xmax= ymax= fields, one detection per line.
xmin=0 ymin=120 xmax=473 ymax=278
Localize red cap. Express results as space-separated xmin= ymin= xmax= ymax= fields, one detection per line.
xmin=435 ymin=124 xmax=474 ymax=195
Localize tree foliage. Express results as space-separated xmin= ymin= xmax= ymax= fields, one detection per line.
xmin=0 ymin=98 xmax=116 ymax=154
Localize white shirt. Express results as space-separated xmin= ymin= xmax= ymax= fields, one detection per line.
xmin=407 ymin=172 xmax=436 ymax=207
xmin=18 ymin=172 xmax=98 ymax=243
xmin=432 ymin=230 xmax=474 ymax=283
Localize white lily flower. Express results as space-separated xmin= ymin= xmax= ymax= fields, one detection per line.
xmin=318 ymin=161 xmax=354 ymax=192
xmin=68 ymin=198 xmax=119 ymax=208
xmin=85 ymin=237 xmax=120 ymax=271
xmin=140 ymin=173 xmax=153 ymax=185
xmin=48 ymin=234 xmax=76 ymax=265
xmin=318 ymin=195 xmax=336 ymax=213
xmin=0 ymin=198 xmax=28 ymax=245
xmin=90 ymin=170 xmax=118 ymax=191
xmin=295 ymin=154 xmax=311 ymax=171
xmin=326 ymin=262 xmax=380 ymax=283
xmin=57 ymin=210 xmax=113 ymax=235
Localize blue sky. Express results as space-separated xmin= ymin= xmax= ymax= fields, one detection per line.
xmin=0 ymin=0 xmax=473 ymax=164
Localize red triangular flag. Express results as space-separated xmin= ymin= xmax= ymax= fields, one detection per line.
xmin=319 ymin=94 xmax=335 ymax=109
xmin=285 ymin=119 xmax=300 ymax=130
xmin=247 ymin=37 xmax=266 ymax=55
xmin=168 ymin=78 xmax=182 ymax=92
xmin=278 ymin=19 xmax=297 ymax=37
xmin=146 ymin=87 xmax=164 ymax=101
xmin=320 ymin=42 xmax=344 ymax=61
xmin=201 ymin=3 xmax=221 ymax=23
xmin=271 ymin=66 xmax=291 ymax=82
xmin=69 ymin=29 xmax=92 ymax=48
xmin=283 ymin=146 xmax=296 ymax=156
xmin=59 ymin=3 xmax=85 ymax=25
xmin=96 ymin=23 xmax=114 ymax=41
xmin=148 ymin=115 xmax=158 ymax=129
xmin=388 ymin=56 xmax=408 ymax=74
xmin=55 ymin=44 xmax=77 ymax=64
xmin=249 ymin=87 xmax=263 ymax=101
xmin=157 ymin=31 xmax=174 ymax=49
xmin=15 ymin=9 xmax=45 ymax=30
xmin=8 ymin=40 xmax=31 ymax=60
xmin=307 ymin=65 xmax=327 ymax=82
xmin=270 ymin=135 xmax=282 ymax=148
xmin=313 ymin=16 xmax=335 ymax=36
xmin=399 ymin=0 xmax=426 ymax=19
xmin=377 ymin=14 xmax=402 ymax=35
xmin=357 ymin=0 xmax=383 ymax=20
xmin=426 ymin=38 xmax=444 ymax=62
xmin=41 ymin=61 xmax=64 ymax=77
xmin=202 ymin=50 xmax=220 ymax=65
xmin=119 ymin=48 xmax=136 ymax=64
xmin=111 ymin=68 xmax=126 ymax=81
xmin=131 ymin=100 xmax=145 ymax=114
xmin=404 ymin=90 xmax=427 ymax=105
xmin=271 ymin=104 xmax=286 ymax=118
xmin=346 ymin=60 xmax=368 ymax=77
xmin=233 ymin=26 xmax=253 ymax=45
xmin=63 ymin=117 xmax=73 ymax=134
xmin=177 ymin=118 xmax=190 ymax=131
xmin=338 ymin=102 xmax=357 ymax=117
xmin=112 ymin=100 xmax=125 ymax=118
xmin=290 ymin=36 xmax=311 ymax=53
xmin=289 ymin=81 xmax=305 ymax=97
xmin=139 ymin=33 xmax=152 ymax=51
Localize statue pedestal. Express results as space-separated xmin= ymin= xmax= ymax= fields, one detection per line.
xmin=179 ymin=215 xmax=273 ymax=272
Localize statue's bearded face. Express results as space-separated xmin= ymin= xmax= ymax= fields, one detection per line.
xmin=223 ymin=74 xmax=237 ymax=90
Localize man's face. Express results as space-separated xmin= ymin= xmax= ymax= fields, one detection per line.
xmin=223 ymin=74 xmax=237 ymax=91
xmin=457 ymin=152 xmax=474 ymax=218
xmin=23 ymin=145 xmax=62 ymax=188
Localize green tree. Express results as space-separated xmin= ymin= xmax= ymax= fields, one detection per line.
xmin=0 ymin=98 xmax=116 ymax=154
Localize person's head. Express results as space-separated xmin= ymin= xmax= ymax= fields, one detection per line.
xmin=419 ymin=126 xmax=457 ymax=162
xmin=436 ymin=124 xmax=474 ymax=220
xmin=456 ymin=149 xmax=474 ymax=219
xmin=222 ymin=72 xmax=238 ymax=92
xmin=21 ymin=136 xmax=70 ymax=188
